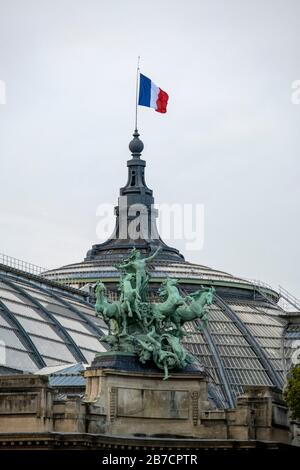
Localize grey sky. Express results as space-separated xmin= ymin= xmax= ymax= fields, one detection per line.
xmin=0 ymin=0 xmax=300 ymax=296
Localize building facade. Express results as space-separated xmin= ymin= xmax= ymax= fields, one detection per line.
xmin=0 ymin=130 xmax=299 ymax=449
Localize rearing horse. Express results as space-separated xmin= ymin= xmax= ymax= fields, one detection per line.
xmin=95 ymin=281 xmax=121 ymax=335
xmin=150 ymin=278 xmax=186 ymax=325
xmin=169 ymin=287 xmax=215 ymax=336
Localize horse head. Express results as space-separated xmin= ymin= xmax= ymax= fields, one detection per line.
xmin=95 ymin=280 xmax=106 ymax=298
xmin=95 ymin=281 xmax=108 ymax=318
xmin=205 ymin=287 xmax=215 ymax=305
xmin=159 ymin=278 xmax=179 ymax=296
xmin=189 ymin=286 xmax=215 ymax=301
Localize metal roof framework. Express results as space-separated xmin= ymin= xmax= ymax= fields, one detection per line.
xmin=0 ymin=276 xmax=87 ymax=364
xmin=0 ymin=296 xmax=46 ymax=369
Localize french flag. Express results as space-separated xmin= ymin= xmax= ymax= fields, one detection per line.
xmin=138 ymin=73 xmax=169 ymax=114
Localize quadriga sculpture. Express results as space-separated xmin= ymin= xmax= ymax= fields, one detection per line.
xmin=94 ymin=247 xmax=214 ymax=379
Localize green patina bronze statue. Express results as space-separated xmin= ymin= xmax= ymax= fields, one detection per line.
xmin=95 ymin=247 xmax=214 ymax=379
xmin=116 ymin=246 xmax=161 ymax=301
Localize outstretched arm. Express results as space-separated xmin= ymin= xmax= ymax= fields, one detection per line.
xmin=116 ymin=260 xmax=132 ymax=270
xmin=145 ymin=246 xmax=162 ymax=262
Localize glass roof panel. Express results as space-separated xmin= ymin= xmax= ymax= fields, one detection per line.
xmin=33 ymin=294 xmax=62 ymax=304
xmin=65 ymin=300 xmax=96 ymax=314
xmin=29 ymin=336 xmax=76 ymax=362
xmin=4 ymin=347 xmax=38 ymax=372
xmin=12 ymin=283 xmax=55 ymax=300
xmin=187 ymin=342 xmax=211 ymax=355
xmin=222 ymin=356 xmax=264 ymax=369
xmin=39 ymin=301 xmax=79 ymax=319
xmin=0 ymin=326 xmax=27 ymax=350
xmin=246 ymin=324 xmax=283 ymax=338
xmin=43 ymin=356 xmax=74 ymax=366
xmin=0 ymin=313 xmax=11 ymax=328
xmin=208 ymin=310 xmax=231 ymax=322
xmin=80 ymin=349 xmax=96 ymax=363
xmin=14 ymin=315 xmax=63 ymax=341
xmin=0 ymin=287 xmax=24 ymax=303
xmin=234 ymin=311 xmax=282 ymax=326
xmin=217 ymin=344 xmax=256 ymax=357
xmin=213 ymin=335 xmax=249 ymax=346
xmin=52 ymin=314 xmax=92 ymax=335
xmin=67 ymin=331 xmax=104 ymax=351
xmin=209 ymin=322 xmax=241 ymax=335
xmin=1 ymin=299 xmax=43 ymax=321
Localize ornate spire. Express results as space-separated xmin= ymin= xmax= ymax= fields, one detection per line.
xmin=85 ymin=129 xmax=184 ymax=262
xmin=120 ymin=129 xmax=152 ymax=199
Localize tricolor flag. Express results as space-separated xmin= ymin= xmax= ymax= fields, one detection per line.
xmin=138 ymin=73 xmax=169 ymax=114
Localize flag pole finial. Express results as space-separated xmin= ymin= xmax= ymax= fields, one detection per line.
xmin=135 ymin=56 xmax=140 ymax=132
xmin=129 ymin=129 xmax=144 ymax=158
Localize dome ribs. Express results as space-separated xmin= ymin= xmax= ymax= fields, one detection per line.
xmin=1 ymin=277 xmax=87 ymax=364
xmin=214 ymin=294 xmax=284 ymax=390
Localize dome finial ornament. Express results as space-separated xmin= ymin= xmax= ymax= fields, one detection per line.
xmin=129 ymin=129 xmax=144 ymax=158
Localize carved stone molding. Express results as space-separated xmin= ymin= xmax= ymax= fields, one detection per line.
xmin=109 ymin=387 xmax=117 ymax=422
xmin=191 ymin=390 xmax=199 ymax=426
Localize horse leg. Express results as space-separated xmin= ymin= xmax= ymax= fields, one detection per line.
xmin=120 ymin=308 xmax=128 ymax=336
xmin=163 ymin=361 xmax=169 ymax=381
xmin=174 ymin=317 xmax=182 ymax=337
xmin=107 ymin=318 xmax=111 ymax=335
xmin=134 ymin=297 xmax=142 ymax=320
xmin=202 ymin=316 xmax=208 ymax=328
xmin=126 ymin=300 xmax=133 ymax=318
xmin=102 ymin=310 xmax=109 ymax=329
xmin=196 ymin=316 xmax=207 ymax=331
xmin=179 ymin=326 xmax=187 ymax=337
xmin=136 ymin=273 xmax=142 ymax=297
xmin=201 ymin=310 xmax=209 ymax=327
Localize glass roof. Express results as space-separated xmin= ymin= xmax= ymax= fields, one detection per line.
xmin=0 ymin=269 xmax=106 ymax=373
xmin=0 ymin=265 xmax=295 ymax=408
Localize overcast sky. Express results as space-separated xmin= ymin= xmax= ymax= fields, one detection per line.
xmin=0 ymin=0 xmax=300 ymax=297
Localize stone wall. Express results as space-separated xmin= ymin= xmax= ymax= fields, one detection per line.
xmin=0 ymin=375 xmax=53 ymax=433
xmin=84 ymin=368 xmax=212 ymax=437
xmin=83 ymin=367 xmax=291 ymax=443
xmin=0 ymin=372 xmax=293 ymax=445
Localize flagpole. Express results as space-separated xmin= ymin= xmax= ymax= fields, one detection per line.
xmin=135 ymin=56 xmax=140 ymax=131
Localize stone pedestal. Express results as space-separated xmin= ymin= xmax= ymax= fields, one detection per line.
xmin=0 ymin=375 xmax=53 ymax=433
xmin=84 ymin=352 xmax=211 ymax=437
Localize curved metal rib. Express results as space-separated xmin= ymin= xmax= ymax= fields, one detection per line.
xmin=1 ymin=272 xmax=105 ymax=341
xmin=198 ymin=319 xmax=236 ymax=408
xmin=214 ymin=293 xmax=283 ymax=389
xmin=40 ymin=288 xmax=104 ymax=336
xmin=0 ymin=276 xmax=87 ymax=364
xmin=33 ymin=286 xmax=105 ymax=339
xmin=0 ymin=297 xmax=46 ymax=369
xmin=180 ymin=286 xmax=235 ymax=408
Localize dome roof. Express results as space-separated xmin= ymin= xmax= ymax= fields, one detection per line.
xmin=1 ymin=260 xmax=290 ymax=409
xmin=39 ymin=130 xmax=297 ymax=408
xmin=42 ymin=257 xmax=270 ymax=292
xmin=0 ymin=264 xmax=107 ymax=373
xmin=43 ymin=255 xmax=289 ymax=408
